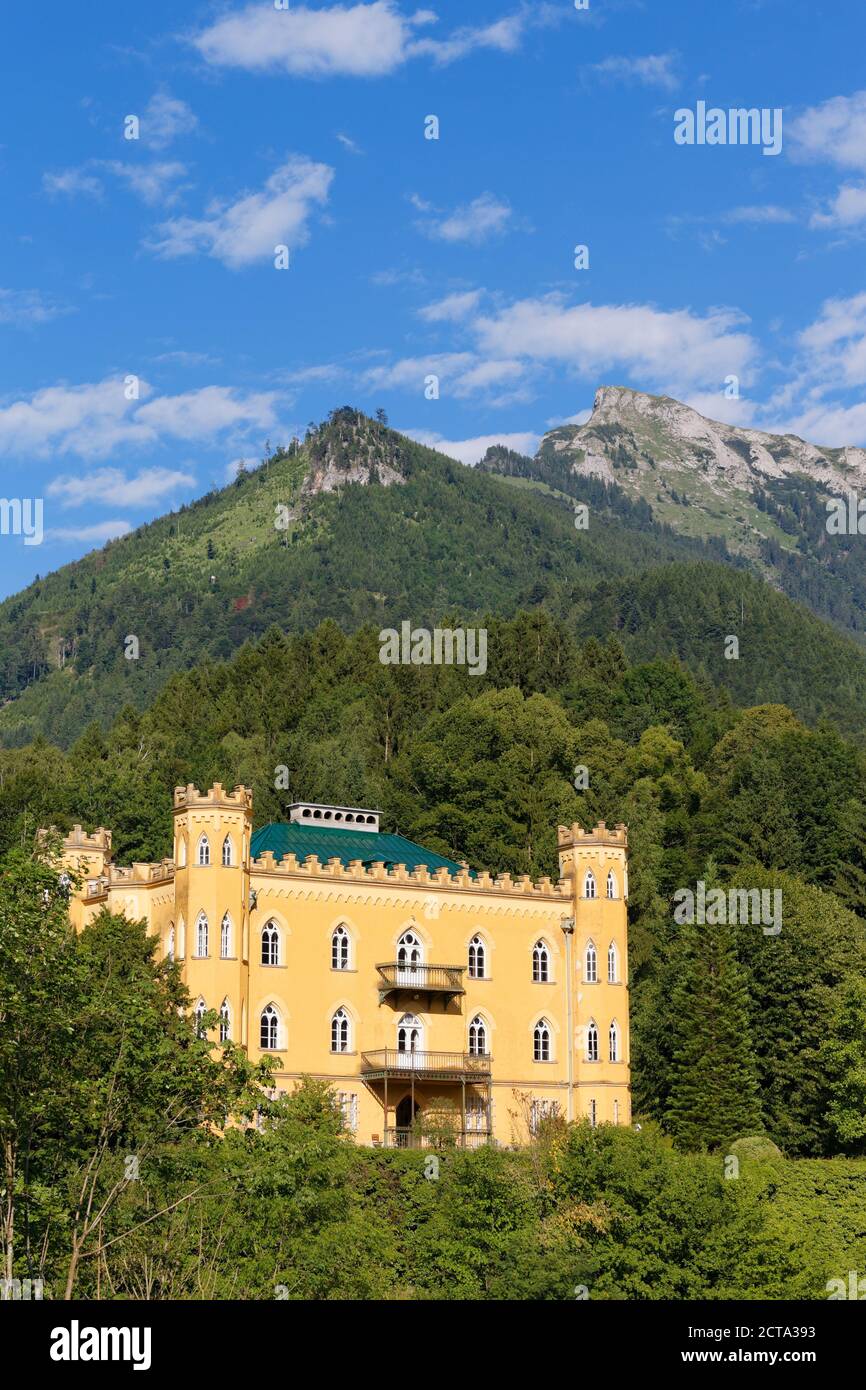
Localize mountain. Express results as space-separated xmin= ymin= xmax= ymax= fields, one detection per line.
xmin=516 ymin=386 xmax=866 ymax=641
xmin=5 ymin=401 xmax=866 ymax=748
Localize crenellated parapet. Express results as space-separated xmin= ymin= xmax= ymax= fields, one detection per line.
xmin=557 ymin=820 xmax=628 ymax=850
xmin=62 ymin=824 xmax=113 ymax=855
xmin=250 ymin=851 xmax=569 ymax=897
xmin=173 ymin=783 xmax=253 ymax=813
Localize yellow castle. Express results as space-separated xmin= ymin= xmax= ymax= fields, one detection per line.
xmin=60 ymin=785 xmax=631 ymax=1146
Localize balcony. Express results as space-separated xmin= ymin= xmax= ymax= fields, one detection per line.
xmin=389 ymin=1128 xmax=492 ymax=1150
xmin=375 ymin=962 xmax=465 ymax=1005
xmin=361 ymin=1049 xmax=491 ymax=1081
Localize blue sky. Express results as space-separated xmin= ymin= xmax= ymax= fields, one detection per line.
xmin=1 ymin=0 xmax=866 ymax=598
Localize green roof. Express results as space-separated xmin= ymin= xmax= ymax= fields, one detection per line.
xmin=250 ymin=822 xmax=467 ymax=876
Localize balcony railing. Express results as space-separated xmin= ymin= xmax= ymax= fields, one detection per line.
xmin=389 ymin=1128 xmax=492 ymax=1150
xmin=361 ymin=1049 xmax=492 ymax=1080
xmin=375 ymin=962 xmax=465 ymax=1002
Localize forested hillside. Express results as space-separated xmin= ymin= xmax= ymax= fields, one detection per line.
xmin=4 ymin=611 xmax=865 ymax=1164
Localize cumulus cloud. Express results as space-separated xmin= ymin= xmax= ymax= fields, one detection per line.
xmin=0 ymin=378 xmax=279 ymax=457
xmin=192 ymin=2 xmax=562 ymax=77
xmin=147 ymin=155 xmax=333 ymax=267
xmin=798 ymin=292 xmax=866 ymax=385
xmin=192 ymin=1 xmax=427 ymax=77
xmin=405 ymin=428 xmax=539 ymax=465
xmin=141 ymin=91 xmax=199 ymax=149
xmin=789 ymin=90 xmax=866 ymax=170
xmin=47 ymin=466 xmax=195 ymax=508
xmin=810 ymin=183 xmax=866 ymax=230
xmin=470 ymin=295 xmax=758 ymax=392
xmin=419 ymin=193 xmax=512 ymax=244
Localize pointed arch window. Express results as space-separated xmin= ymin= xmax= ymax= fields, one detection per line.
xmin=261 ymin=921 xmax=281 ymax=966
xmin=587 ymin=1020 xmax=599 ymax=1063
xmin=606 ymin=869 xmax=617 ymax=899
xmin=609 ymin=1020 xmax=620 ymax=1063
xmin=533 ymin=1018 xmax=551 ymax=1062
xmin=532 ymin=940 xmax=550 ymax=983
xmin=222 ymin=835 xmax=233 ymax=867
xmin=195 ymin=912 xmax=208 ymax=958
xmin=584 ymin=869 xmax=597 ymax=899
xmin=178 ymin=838 xmax=187 ymax=867
xmin=396 ymin=930 xmax=423 ymax=985
xmin=260 ymin=1003 xmax=279 ymax=1051
xmin=468 ymin=1014 xmax=487 ymax=1056
xmin=468 ymin=935 xmax=486 ymax=979
xmin=331 ymin=1007 xmax=350 ymax=1053
xmin=585 ymin=941 xmax=598 ymax=983
xmin=219 ymin=999 xmax=231 ymax=1043
xmin=607 ymin=941 xmax=618 ymax=983
xmin=331 ymin=924 xmax=350 ymax=971
xmin=194 ymin=998 xmax=207 ymax=1038
xmin=197 ymin=834 xmax=211 ymax=867
xmin=220 ymin=913 xmax=232 ymax=959
xmin=396 ymin=1013 xmax=423 ymax=1067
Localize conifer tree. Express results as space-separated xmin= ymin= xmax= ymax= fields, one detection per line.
xmin=665 ymin=864 xmax=762 ymax=1150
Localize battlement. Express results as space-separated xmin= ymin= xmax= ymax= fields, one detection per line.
xmin=62 ymin=824 xmax=112 ymax=854
xmin=557 ymin=820 xmax=628 ymax=850
xmin=250 ymin=851 xmax=569 ymax=897
xmin=173 ymin=783 xmax=253 ymax=814
xmin=109 ymin=860 xmax=174 ymax=885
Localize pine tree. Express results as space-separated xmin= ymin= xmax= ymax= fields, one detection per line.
xmin=665 ymin=874 xmax=762 ymax=1150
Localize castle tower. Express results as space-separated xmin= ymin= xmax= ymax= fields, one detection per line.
xmin=558 ymin=821 xmax=631 ymax=1126
xmin=172 ymin=784 xmax=253 ymax=1050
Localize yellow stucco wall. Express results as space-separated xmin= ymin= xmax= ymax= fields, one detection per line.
xmin=60 ymin=784 xmax=631 ymax=1147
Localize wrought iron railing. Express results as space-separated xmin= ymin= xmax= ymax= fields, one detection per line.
xmin=361 ymin=1049 xmax=492 ymax=1078
xmin=375 ymin=963 xmax=465 ymax=994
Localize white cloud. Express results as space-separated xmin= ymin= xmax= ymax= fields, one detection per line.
xmin=363 ymin=351 xmax=526 ymax=398
xmin=136 ymin=385 xmax=279 ymax=439
xmin=681 ymin=392 xmax=759 ymax=427
xmin=411 ymin=14 xmax=528 ymax=66
xmin=771 ymin=399 xmax=866 ymax=447
xmin=418 ymin=289 xmax=483 ymax=322
xmin=810 ymin=183 xmax=866 ymax=229
xmin=470 ymin=295 xmax=758 ymax=392
xmin=192 ymin=1 xmax=426 ymax=77
xmin=0 ymin=288 xmax=71 ymax=327
xmin=43 ymin=168 xmax=103 ymax=199
xmin=102 ymin=160 xmax=188 ymax=206
xmin=405 ymin=428 xmax=539 ymax=465
xmin=47 ymin=466 xmax=195 ymax=509
xmin=798 ymin=292 xmax=866 ymax=385
xmin=336 ymin=132 xmax=363 ymax=154
xmin=43 ymin=159 xmax=188 ymax=206
xmin=47 ymin=520 xmax=133 ymax=544
xmin=147 ymin=155 xmax=333 ymax=267
xmin=420 ymin=193 xmax=512 ymax=244
xmin=0 ymin=378 xmax=280 ymax=457
xmin=585 ymin=52 xmax=678 ymax=90
xmin=789 ymin=90 xmax=866 ymax=170
xmin=192 ymin=3 xmax=559 ymax=78
xmin=142 ymin=92 xmax=199 ymax=149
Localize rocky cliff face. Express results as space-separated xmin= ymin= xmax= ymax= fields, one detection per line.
xmin=537 ymin=386 xmax=866 ymax=554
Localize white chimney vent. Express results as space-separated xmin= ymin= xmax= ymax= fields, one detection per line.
xmin=288 ymin=802 xmax=380 ymax=833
